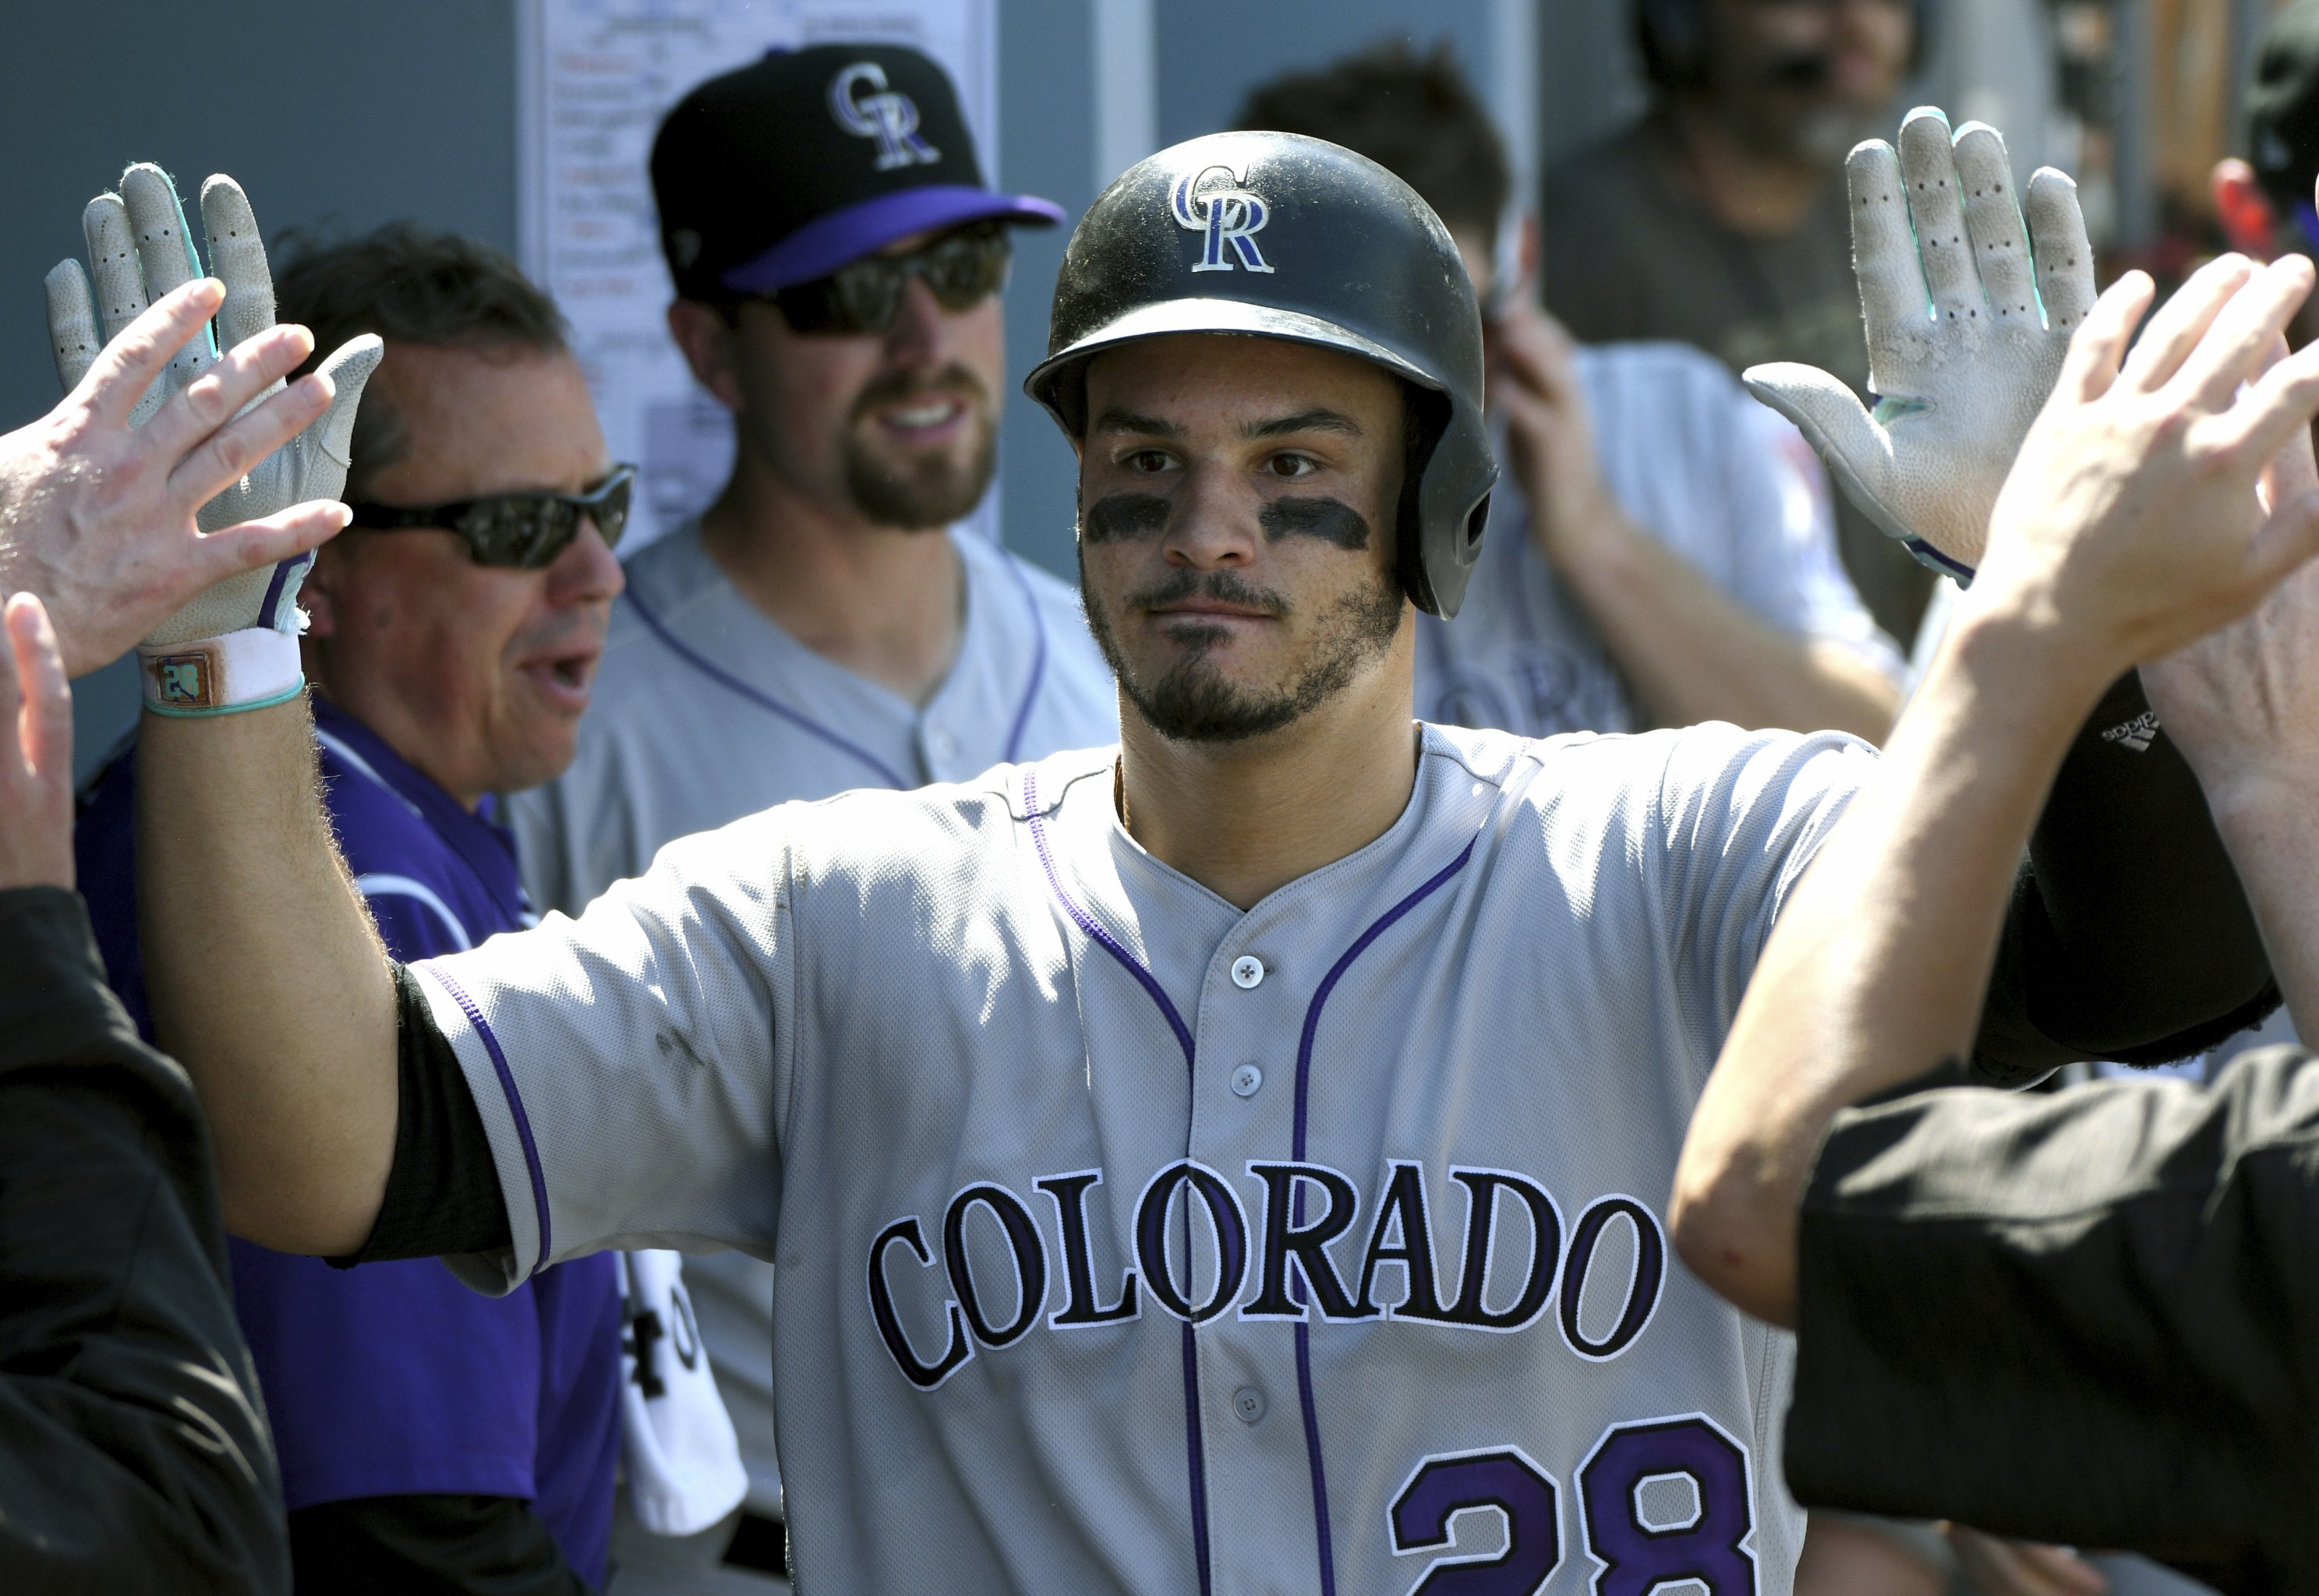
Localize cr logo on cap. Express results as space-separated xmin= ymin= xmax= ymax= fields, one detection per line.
xmin=829 ymin=62 xmax=941 ymax=171
xmin=1171 ymin=164 xmax=1273 ymax=275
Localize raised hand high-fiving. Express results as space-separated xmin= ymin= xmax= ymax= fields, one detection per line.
xmin=1744 ymin=108 xmax=2097 ymax=580
xmin=43 ymin=164 xmax=381 ymax=659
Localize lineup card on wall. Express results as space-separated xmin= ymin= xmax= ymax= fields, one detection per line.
xmin=518 ymin=0 xmax=1000 ymax=554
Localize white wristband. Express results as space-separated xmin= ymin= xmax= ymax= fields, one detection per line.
xmin=136 ymin=628 xmax=306 ymax=716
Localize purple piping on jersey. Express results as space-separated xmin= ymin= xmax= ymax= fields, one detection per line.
xmin=426 ymin=966 xmax=554 ymax=1275
xmin=1020 ymin=766 xmax=1211 ymax=1596
xmin=624 ymin=587 xmax=910 ymax=789
xmin=1292 ymin=1326 xmax=1333 ymax=1586
xmin=1020 ymin=768 xmax=1197 ymax=1063
xmin=1291 ymin=839 xmax=1477 ymax=1162
xmin=1288 ymin=835 xmax=1479 ymax=1596
xmin=998 ymin=552 xmax=1050 ymax=764
xmin=1177 ymin=1322 xmax=1210 ymax=1593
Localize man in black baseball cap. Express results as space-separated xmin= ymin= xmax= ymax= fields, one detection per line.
xmin=511 ymin=43 xmax=1119 ymax=1585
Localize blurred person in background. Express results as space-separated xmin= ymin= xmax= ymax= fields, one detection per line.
xmin=2217 ymin=0 xmax=2319 ymax=354
xmin=1238 ymin=41 xmax=1901 ymax=746
xmin=511 ymin=44 xmax=1119 ymax=1585
xmin=1540 ymin=0 xmax=1935 ymax=644
xmin=76 ymin=218 xmax=645 ymax=1595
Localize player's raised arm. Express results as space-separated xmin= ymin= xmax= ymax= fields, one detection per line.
xmin=1673 ymin=247 xmax=2319 ymax=1326
xmin=31 ymin=166 xmax=401 ymax=1255
xmin=140 ymin=700 xmax=394 ymax=1254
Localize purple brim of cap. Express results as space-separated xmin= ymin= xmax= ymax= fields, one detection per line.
xmin=721 ymin=185 xmax=1066 ymax=293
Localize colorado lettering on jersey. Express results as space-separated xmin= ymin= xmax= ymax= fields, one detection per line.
xmin=866 ymin=1160 xmax=1666 ymax=1389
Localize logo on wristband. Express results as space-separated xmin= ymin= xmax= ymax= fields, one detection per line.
xmin=152 ymin=653 xmax=215 ymax=708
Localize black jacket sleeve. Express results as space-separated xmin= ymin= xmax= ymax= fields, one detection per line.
xmin=1970 ymin=670 xmax=2278 ymax=1084
xmin=1785 ymin=1044 xmax=2319 ymax=1595
xmin=0 ymin=886 xmax=290 ymax=1596
xmin=289 ymin=1494 xmax=591 ymax=1595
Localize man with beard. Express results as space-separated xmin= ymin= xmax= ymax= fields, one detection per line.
xmin=508 ymin=44 xmax=1117 ymax=1581
xmin=81 ymin=122 xmax=2319 ymax=1595
xmin=1540 ymin=0 xmax=1935 ymax=642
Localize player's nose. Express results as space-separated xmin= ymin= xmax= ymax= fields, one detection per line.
xmin=881 ymin=274 xmax=950 ymax=366
xmin=1162 ymin=464 xmax=1260 ymax=570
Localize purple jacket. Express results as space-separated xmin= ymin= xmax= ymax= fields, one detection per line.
xmin=77 ymin=697 xmax=621 ymax=1585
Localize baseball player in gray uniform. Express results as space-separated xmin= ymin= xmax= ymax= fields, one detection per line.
xmin=515 ymin=48 xmax=1119 ymax=923
xmin=114 ymin=121 xmax=2293 ymax=1596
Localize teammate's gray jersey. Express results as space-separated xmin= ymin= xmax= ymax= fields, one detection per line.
xmin=510 ymin=517 xmax=1119 ymax=1514
xmin=511 ymin=519 xmax=1119 ymax=916
xmin=419 ymin=720 xmax=1866 ymax=1594
xmin=1416 ymin=341 xmax=1903 ymax=738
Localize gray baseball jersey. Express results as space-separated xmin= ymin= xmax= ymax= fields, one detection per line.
xmin=419 ymin=719 xmax=1866 ymax=1594
xmin=510 ymin=516 xmax=1119 ymax=1514
xmin=1416 ymin=341 xmax=1904 ymax=738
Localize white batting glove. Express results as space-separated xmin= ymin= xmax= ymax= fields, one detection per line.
xmin=1742 ymin=108 xmax=2098 ymax=581
xmin=44 ymin=164 xmax=381 ymax=711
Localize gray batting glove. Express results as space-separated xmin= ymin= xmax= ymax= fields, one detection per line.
xmin=45 ymin=163 xmax=381 ymax=648
xmin=1743 ymin=108 xmax=2098 ymax=582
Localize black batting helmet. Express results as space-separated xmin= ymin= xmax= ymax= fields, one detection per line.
xmin=1024 ymin=131 xmax=1497 ymax=617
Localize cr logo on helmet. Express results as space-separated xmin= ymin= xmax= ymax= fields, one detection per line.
xmin=829 ymin=62 xmax=941 ymax=171
xmin=1171 ymin=164 xmax=1274 ymax=275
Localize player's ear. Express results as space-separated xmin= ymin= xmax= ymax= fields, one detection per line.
xmin=666 ymin=298 xmax=747 ymax=414
xmin=299 ymin=538 xmax=349 ymax=641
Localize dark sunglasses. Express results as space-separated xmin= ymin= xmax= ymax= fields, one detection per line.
xmin=345 ymin=464 xmax=635 ymax=569
xmin=771 ymin=223 xmax=1011 ymax=336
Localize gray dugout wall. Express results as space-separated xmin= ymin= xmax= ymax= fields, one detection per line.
xmin=4 ymin=0 xmax=1631 ymax=775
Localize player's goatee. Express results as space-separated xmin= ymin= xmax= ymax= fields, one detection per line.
xmin=845 ymin=363 xmax=997 ymax=529
xmin=1079 ymin=554 xmax=1405 ymax=743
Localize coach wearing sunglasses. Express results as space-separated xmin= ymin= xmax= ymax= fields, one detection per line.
xmin=76 ymin=224 xmax=631 ymax=1594
xmin=509 ymin=44 xmax=1121 ymax=1582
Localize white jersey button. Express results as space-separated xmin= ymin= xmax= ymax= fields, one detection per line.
xmin=928 ymin=727 xmax=957 ymax=760
xmin=1232 ymin=1386 xmax=1267 ymax=1424
xmin=1229 ymin=1063 xmax=1263 ymax=1097
xmin=1230 ymin=955 xmax=1265 ymax=989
